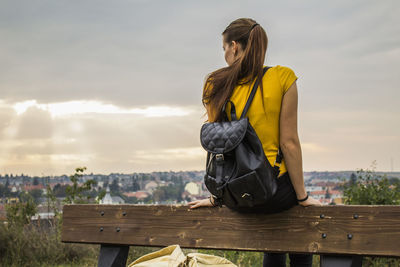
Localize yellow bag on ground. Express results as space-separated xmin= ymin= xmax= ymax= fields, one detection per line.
xmin=128 ymin=245 xmax=186 ymax=267
xmin=128 ymin=245 xmax=237 ymax=267
xmin=185 ymin=252 xmax=238 ymax=267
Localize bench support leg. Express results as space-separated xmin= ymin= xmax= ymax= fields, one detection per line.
xmin=320 ymin=255 xmax=362 ymax=267
xmin=98 ymin=244 xmax=129 ymax=267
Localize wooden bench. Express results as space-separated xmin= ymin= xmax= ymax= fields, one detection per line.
xmin=61 ymin=204 xmax=400 ymax=267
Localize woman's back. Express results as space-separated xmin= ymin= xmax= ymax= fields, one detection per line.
xmin=226 ymin=65 xmax=297 ymax=175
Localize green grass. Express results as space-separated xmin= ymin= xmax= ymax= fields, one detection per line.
xmin=0 ymin=223 xmax=98 ymax=267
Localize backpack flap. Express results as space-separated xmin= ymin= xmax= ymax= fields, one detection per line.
xmin=201 ymin=118 xmax=249 ymax=199
xmin=200 ymin=118 xmax=249 ymax=154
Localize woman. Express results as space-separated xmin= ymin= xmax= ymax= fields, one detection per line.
xmin=188 ymin=18 xmax=321 ymax=266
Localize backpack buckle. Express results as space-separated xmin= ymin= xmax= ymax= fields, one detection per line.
xmin=215 ymin=154 xmax=224 ymax=161
xmin=241 ymin=193 xmax=251 ymax=198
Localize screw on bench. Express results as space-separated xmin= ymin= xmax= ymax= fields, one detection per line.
xmin=353 ymin=214 xmax=359 ymax=219
xmin=116 ymin=227 xmax=121 ymax=232
xmin=320 ymin=214 xmax=325 ymax=219
xmin=322 ymin=233 xmax=327 ymax=239
xmin=100 ymin=211 xmax=105 ymax=216
xmin=100 ymin=227 xmax=104 ymax=232
xmin=347 ymin=234 xmax=353 ymax=240
xmin=122 ymin=212 xmax=127 ymax=216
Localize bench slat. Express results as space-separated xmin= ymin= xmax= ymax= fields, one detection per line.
xmin=61 ymin=204 xmax=400 ymax=257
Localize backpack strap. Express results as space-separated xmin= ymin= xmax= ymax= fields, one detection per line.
xmin=221 ymin=100 xmax=238 ymax=121
xmin=238 ymin=66 xmax=283 ymax=175
xmin=240 ymin=66 xmax=270 ymax=119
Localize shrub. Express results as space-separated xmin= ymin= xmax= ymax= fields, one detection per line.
xmin=343 ymin=166 xmax=400 ymax=266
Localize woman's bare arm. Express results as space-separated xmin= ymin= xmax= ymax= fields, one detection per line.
xmin=280 ymin=82 xmax=321 ymax=206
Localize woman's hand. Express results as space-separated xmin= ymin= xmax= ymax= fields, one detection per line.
xmin=188 ymin=198 xmax=214 ymax=209
xmin=298 ymin=196 xmax=322 ymax=207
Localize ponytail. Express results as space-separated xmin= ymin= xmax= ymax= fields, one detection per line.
xmin=202 ymin=18 xmax=268 ymax=122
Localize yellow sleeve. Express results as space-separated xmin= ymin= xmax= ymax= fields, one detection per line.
xmin=276 ymin=65 xmax=298 ymax=94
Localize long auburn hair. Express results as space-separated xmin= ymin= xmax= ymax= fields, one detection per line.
xmin=202 ymin=18 xmax=268 ymax=122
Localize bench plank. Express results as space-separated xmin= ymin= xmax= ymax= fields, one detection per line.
xmin=61 ymin=204 xmax=400 ymax=257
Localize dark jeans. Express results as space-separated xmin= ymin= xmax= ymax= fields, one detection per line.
xmin=262 ymin=172 xmax=313 ymax=267
xmin=263 ymin=253 xmax=312 ymax=267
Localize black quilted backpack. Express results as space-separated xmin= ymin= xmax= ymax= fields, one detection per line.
xmin=200 ymin=67 xmax=283 ymax=211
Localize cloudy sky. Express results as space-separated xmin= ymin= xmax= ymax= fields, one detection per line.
xmin=0 ymin=0 xmax=399 ymax=176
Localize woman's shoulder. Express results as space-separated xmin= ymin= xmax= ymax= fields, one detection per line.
xmin=268 ymin=65 xmax=296 ymax=76
xmin=267 ymin=65 xmax=298 ymax=93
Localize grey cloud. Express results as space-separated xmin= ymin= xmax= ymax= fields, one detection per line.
xmin=2 ymin=109 xmax=206 ymax=174
xmin=54 ymin=110 xmax=204 ymax=155
xmin=0 ymin=0 xmax=212 ymax=107
xmin=299 ymin=110 xmax=400 ymax=171
xmin=1 ymin=0 xmax=398 ymax=110
xmin=16 ymin=106 xmax=53 ymax=139
xmin=0 ymin=106 xmax=15 ymax=138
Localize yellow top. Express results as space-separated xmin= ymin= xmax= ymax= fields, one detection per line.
xmin=225 ymin=65 xmax=298 ymax=175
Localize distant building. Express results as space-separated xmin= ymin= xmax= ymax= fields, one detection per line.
xmin=23 ymin=184 xmax=45 ymax=192
xmin=306 ymin=186 xmax=323 ymax=192
xmin=100 ymin=186 xmax=125 ymax=204
xmin=329 ymin=190 xmax=342 ymax=199
xmin=333 ymin=197 xmax=343 ymax=204
xmin=309 ymin=190 xmax=326 ymax=200
xmin=145 ymin=181 xmax=158 ymax=193
xmin=123 ymin=191 xmax=149 ymax=200
xmin=5 ymin=198 xmax=19 ymax=204
xmin=185 ymin=182 xmax=200 ymax=195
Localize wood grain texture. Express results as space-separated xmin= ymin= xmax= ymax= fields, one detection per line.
xmin=61 ymin=204 xmax=400 ymax=257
